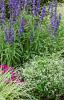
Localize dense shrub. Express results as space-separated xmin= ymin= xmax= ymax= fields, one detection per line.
xmin=22 ymin=50 xmax=64 ymax=99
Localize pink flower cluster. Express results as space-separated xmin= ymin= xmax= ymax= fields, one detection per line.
xmin=0 ymin=64 xmax=23 ymax=84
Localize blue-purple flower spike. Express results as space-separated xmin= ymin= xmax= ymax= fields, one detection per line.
xmin=49 ymin=0 xmax=61 ymax=35
xmin=19 ymin=17 xmax=25 ymax=37
xmin=5 ymin=28 xmax=14 ymax=44
xmin=40 ymin=5 xmax=46 ymax=21
xmin=0 ymin=0 xmax=5 ymax=23
xmin=49 ymin=0 xmax=57 ymax=18
xmin=32 ymin=0 xmax=36 ymax=15
xmin=9 ymin=0 xmax=21 ymax=23
xmin=49 ymin=2 xmax=53 ymax=18
xmin=36 ymin=0 xmax=41 ymax=15
xmin=51 ymin=13 xmax=61 ymax=35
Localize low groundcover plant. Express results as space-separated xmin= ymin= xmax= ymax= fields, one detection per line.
xmin=0 ymin=64 xmax=25 ymax=100
xmin=0 ymin=64 xmax=24 ymax=83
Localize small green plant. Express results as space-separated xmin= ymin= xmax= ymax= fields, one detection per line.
xmin=0 ymin=65 xmax=22 ymax=100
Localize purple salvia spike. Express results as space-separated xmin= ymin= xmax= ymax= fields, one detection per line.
xmin=40 ymin=5 xmax=46 ymax=21
xmin=19 ymin=17 xmax=25 ymax=37
xmin=49 ymin=0 xmax=61 ymax=36
xmin=0 ymin=0 xmax=5 ymax=23
xmin=32 ymin=0 xmax=36 ymax=15
xmin=36 ymin=0 xmax=41 ymax=15
xmin=53 ymin=0 xmax=57 ymax=15
xmin=49 ymin=2 xmax=53 ymax=18
xmin=50 ymin=13 xmax=61 ymax=35
xmin=49 ymin=0 xmax=58 ymax=18
xmin=5 ymin=28 xmax=14 ymax=44
xmin=9 ymin=0 xmax=21 ymax=23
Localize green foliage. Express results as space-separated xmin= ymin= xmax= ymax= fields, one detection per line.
xmin=41 ymin=0 xmax=64 ymax=4
xmin=0 ymin=10 xmax=64 ymax=67
xmin=0 ymin=25 xmax=22 ymax=67
xmin=0 ymin=50 xmax=64 ymax=100
xmin=0 ymin=1 xmax=64 ymax=100
xmin=0 ymin=72 xmax=20 ymax=100
xmin=0 ymin=70 xmax=35 ymax=100
xmin=22 ymin=50 xmax=64 ymax=99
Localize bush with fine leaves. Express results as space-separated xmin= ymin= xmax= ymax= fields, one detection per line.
xmin=22 ymin=50 xmax=64 ymax=99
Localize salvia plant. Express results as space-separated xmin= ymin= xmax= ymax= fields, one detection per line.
xmin=0 ymin=0 xmax=62 ymax=67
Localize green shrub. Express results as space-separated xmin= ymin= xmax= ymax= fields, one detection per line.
xmin=0 ymin=72 xmax=20 ymax=100
xmin=22 ymin=50 xmax=64 ymax=99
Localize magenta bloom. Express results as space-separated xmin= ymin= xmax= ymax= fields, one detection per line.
xmin=0 ymin=64 xmax=24 ymax=84
xmin=0 ymin=64 xmax=8 ymax=73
